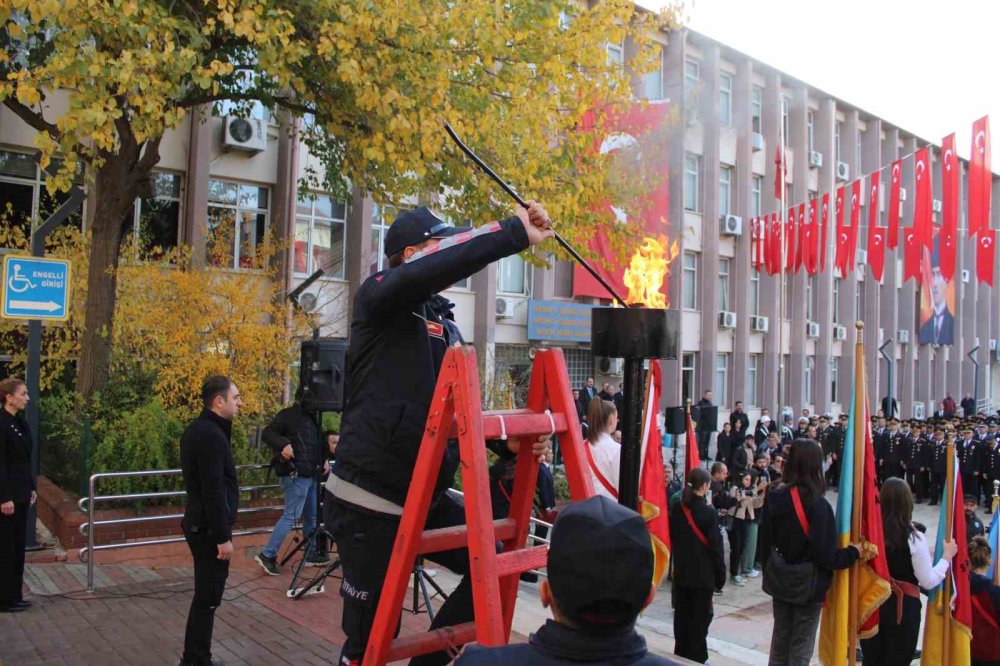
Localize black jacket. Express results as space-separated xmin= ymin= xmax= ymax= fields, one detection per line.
xmin=181 ymin=410 xmax=239 ymax=544
xmin=0 ymin=409 xmax=35 ymax=503
xmin=262 ymin=405 xmax=322 ymax=477
xmin=332 ymin=217 xmax=529 ymax=506
xmin=715 ymin=431 xmax=736 ymax=465
xmin=729 ymin=410 xmax=750 ymax=436
xmin=759 ymin=485 xmax=859 ymax=604
xmin=669 ymin=494 xmax=726 ymax=591
xmin=455 ymin=620 xmax=681 ymax=665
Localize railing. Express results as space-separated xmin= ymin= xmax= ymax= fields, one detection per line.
xmin=78 ymin=464 xmax=283 ymax=591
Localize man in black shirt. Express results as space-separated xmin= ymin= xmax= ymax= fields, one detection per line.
xmin=179 ymin=376 xmax=242 ymax=666
xmin=728 ymin=401 xmax=750 ymax=440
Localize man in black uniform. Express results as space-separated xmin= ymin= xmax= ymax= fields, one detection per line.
xmin=928 ymin=429 xmax=948 ymax=506
xmin=878 ymin=418 xmax=903 ymax=484
xmin=825 ymin=415 xmax=846 ymax=486
xmin=179 ymin=376 xmax=242 ymax=666
xmin=873 ymin=415 xmax=889 ymax=487
xmin=981 ymin=435 xmax=1000 ymax=513
xmin=908 ymin=423 xmax=929 ymax=503
xmin=959 ymin=425 xmax=982 ymax=504
xmin=325 ymin=203 xmax=554 ymax=666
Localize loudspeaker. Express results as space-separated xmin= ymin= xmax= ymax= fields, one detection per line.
xmin=299 ymin=338 xmax=347 ymax=412
xmin=693 ymin=405 xmax=719 ymax=433
xmin=664 ymin=407 xmax=686 ymax=435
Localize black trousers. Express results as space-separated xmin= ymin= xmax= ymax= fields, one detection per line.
xmin=728 ymin=519 xmax=748 ymax=577
xmin=930 ymin=472 xmax=945 ymax=503
xmin=859 ymin=593 xmax=921 ymax=666
xmin=673 ymin=586 xmax=714 ymax=663
xmin=697 ymin=432 xmax=711 ymax=462
xmin=182 ymin=528 xmax=230 ymax=665
xmin=963 ymin=473 xmax=981 ymax=503
xmin=914 ymin=470 xmax=930 ymax=501
xmin=0 ymin=501 xmax=28 ymax=606
xmin=328 ymin=490 xmax=475 ymax=666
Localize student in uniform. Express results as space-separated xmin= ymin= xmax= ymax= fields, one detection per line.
xmin=858 ymin=478 xmax=956 ymax=665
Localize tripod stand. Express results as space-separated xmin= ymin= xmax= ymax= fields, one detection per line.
xmin=404 ymin=556 xmax=449 ymax=620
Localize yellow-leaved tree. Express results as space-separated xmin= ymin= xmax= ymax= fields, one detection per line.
xmin=0 ymin=0 xmax=682 ymax=400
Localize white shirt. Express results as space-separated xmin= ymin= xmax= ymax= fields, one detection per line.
xmin=908 ymin=529 xmax=950 ymax=590
xmin=588 ymin=432 xmax=621 ymax=500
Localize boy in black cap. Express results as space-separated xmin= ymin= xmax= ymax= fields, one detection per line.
xmin=456 ymin=495 xmax=681 ymax=665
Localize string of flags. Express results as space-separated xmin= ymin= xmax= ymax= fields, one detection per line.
xmin=751 ymin=116 xmax=994 ymax=287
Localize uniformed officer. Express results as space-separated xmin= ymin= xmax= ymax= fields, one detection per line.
xmin=959 ymin=426 xmax=982 ymax=503
xmin=826 ymin=415 xmax=847 ymax=486
xmin=908 ymin=423 xmax=929 ymax=503
xmin=982 ymin=436 xmax=1000 ymax=514
xmin=324 ymin=203 xmax=554 ymax=666
xmin=928 ymin=429 xmax=948 ymax=506
xmin=878 ymin=418 xmax=902 ymax=484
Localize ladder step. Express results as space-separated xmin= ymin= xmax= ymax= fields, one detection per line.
xmin=387 ymin=621 xmax=478 ymax=662
xmin=418 ymin=518 xmax=518 ymax=555
xmin=448 ymin=410 xmax=570 ymax=440
xmin=496 ymin=545 xmax=548 ymax=577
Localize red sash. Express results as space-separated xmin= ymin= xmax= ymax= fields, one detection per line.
xmin=681 ymin=503 xmax=710 ymax=548
xmin=584 ymin=441 xmax=619 ymax=499
xmin=790 ymin=487 xmax=810 ymax=535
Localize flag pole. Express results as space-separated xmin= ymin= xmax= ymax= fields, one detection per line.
xmin=847 ymin=321 xmax=866 ymax=666
xmin=942 ymin=437 xmax=956 ymax=666
xmin=777 ymin=98 xmax=787 ymax=419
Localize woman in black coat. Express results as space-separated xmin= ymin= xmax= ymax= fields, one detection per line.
xmin=669 ymin=466 xmax=726 ymax=664
xmin=0 ymin=377 xmax=36 ymax=613
xmin=715 ymin=422 xmax=736 ymax=468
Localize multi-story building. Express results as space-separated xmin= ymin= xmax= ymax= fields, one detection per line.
xmin=1 ymin=27 xmax=997 ymax=422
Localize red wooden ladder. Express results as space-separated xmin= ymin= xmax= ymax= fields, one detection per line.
xmin=362 ymin=346 xmax=595 ymax=665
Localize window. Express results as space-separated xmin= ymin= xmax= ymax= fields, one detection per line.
xmin=498 ymin=254 xmax=529 ymax=295
xmin=807 ymin=110 xmax=815 ymax=153
xmin=684 ymin=153 xmax=700 ymax=212
xmin=717 ymin=258 xmax=731 ymax=312
xmin=751 ymin=176 xmax=763 ymax=217
xmin=606 ymin=42 xmax=624 ymax=66
xmin=124 ymin=171 xmax=182 ymax=254
xmin=781 ymin=95 xmax=790 ymax=146
xmin=747 ymin=354 xmax=760 ymax=407
xmin=681 ymin=353 xmax=697 ymax=404
xmin=832 ymin=278 xmax=841 ymax=324
xmin=719 ymin=166 xmax=733 ymax=217
xmin=751 ymin=86 xmax=763 ymax=134
xmin=206 ymin=180 xmax=270 ymax=268
xmin=370 ymin=204 xmax=398 ymax=275
xmin=835 ymin=122 xmax=842 ymax=163
xmin=682 ymin=252 xmax=697 ymax=310
xmin=294 ymin=193 xmax=347 ymax=278
xmin=749 ymin=269 xmax=761 ymax=316
xmin=830 ymin=361 xmax=839 ymax=404
xmin=684 ymin=58 xmax=700 ymax=96
xmin=714 ymin=353 xmax=729 ymax=407
xmin=642 ymin=50 xmax=664 ymax=100
xmin=0 ymin=149 xmax=82 ymax=237
xmin=805 ymin=357 xmax=815 ymax=405
xmin=719 ymin=73 xmax=733 ymax=126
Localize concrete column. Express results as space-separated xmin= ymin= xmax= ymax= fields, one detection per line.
xmin=472 ymin=264 xmax=498 ymax=390
xmin=344 ymin=187 xmax=374 ymax=312
xmin=731 ymin=59 xmax=753 ymax=403
xmin=861 ymin=118 xmax=882 ymax=408
xmin=184 ymin=105 xmax=212 ymax=266
xmin=899 ymin=136 xmax=918 ymax=416
xmin=836 ymin=109 xmax=860 ymax=410
xmin=787 ymin=85 xmax=808 ymax=411
xmin=759 ymin=70 xmax=783 ymax=413
xmin=814 ymin=98 xmax=836 ymax=416
xmin=879 ymin=129 xmax=901 ymax=416
xmin=697 ymin=43 xmax=722 ymax=398
xmin=272 ymin=112 xmax=298 ymax=298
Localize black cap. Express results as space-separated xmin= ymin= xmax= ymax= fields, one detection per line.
xmin=383 ymin=207 xmax=469 ymax=258
xmin=964 ymin=494 xmax=978 ymax=504
xmin=546 ymin=496 xmax=652 ymax=631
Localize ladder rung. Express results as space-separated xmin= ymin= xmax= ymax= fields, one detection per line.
xmin=417 ymin=518 xmax=518 ymax=555
xmin=387 ymin=621 xmax=479 ymax=661
xmin=496 ymin=545 xmax=548 ymax=577
xmin=447 ymin=410 xmax=570 ymax=440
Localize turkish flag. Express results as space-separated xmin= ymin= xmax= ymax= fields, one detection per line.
xmin=913 ymin=146 xmax=933 ymax=250
xmin=820 ymin=193 xmax=830 ymax=273
xmin=940 ymin=134 xmax=959 ymax=282
xmin=794 ymin=203 xmax=807 ymax=273
xmin=753 ymin=217 xmax=764 ymax=272
xmin=969 ymin=116 xmax=992 ymax=238
xmin=868 ymin=170 xmax=881 ymax=233
xmin=767 ymin=213 xmax=781 ymax=275
xmin=978 ymin=230 xmax=996 ymax=287
xmin=834 ymin=186 xmax=848 ymax=274
xmin=785 ymin=207 xmax=797 ymax=273
xmin=868 ymin=227 xmax=887 ymax=281
xmin=848 ymin=178 xmax=862 ymax=270
xmin=887 ymin=159 xmax=902 ymax=249
xmin=774 ymin=146 xmax=786 ymax=199
xmin=807 ymin=199 xmax=820 ymax=275
xmin=903 ymin=227 xmax=921 ymax=284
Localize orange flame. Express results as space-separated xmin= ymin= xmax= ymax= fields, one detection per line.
xmin=624 ymin=235 xmax=679 ymax=308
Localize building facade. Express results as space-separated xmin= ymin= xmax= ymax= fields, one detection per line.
xmin=1 ymin=27 xmax=998 ymax=423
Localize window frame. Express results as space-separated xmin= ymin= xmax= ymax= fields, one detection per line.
xmin=497 ymin=254 xmax=530 ymax=296
xmin=751 ymin=86 xmax=763 ymax=134
xmin=684 ymin=153 xmax=701 ymax=212
xmin=682 ymin=252 xmax=698 ymax=311
xmin=684 ymin=58 xmax=700 ymax=95
xmin=718 ymin=72 xmax=733 ymax=126
xmin=749 ymin=268 xmax=761 ymax=316
xmin=206 ymin=179 xmax=271 ymax=269
xmin=294 ymin=192 xmax=348 ymax=279
xmin=714 ymin=352 xmax=729 ymax=408
xmin=717 ymin=257 xmax=731 ymax=312
xmin=681 ymin=352 xmax=697 ymax=404
xmin=719 ymin=165 xmax=733 ymax=218
xmin=751 ymin=175 xmax=763 ymax=217
xmin=747 ymin=353 xmax=759 ymax=407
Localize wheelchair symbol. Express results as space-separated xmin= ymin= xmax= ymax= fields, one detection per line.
xmin=7 ymin=264 xmax=36 ymax=294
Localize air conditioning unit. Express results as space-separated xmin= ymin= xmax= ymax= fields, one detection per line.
xmin=898 ymin=329 xmax=910 ymax=344
xmin=961 ymin=269 xmax=971 ymax=284
xmin=932 ymin=199 xmax=943 ymax=213
xmin=495 ymin=296 xmax=518 ymax=318
xmin=809 ymin=151 xmax=823 ymax=168
xmin=856 ymin=249 xmax=867 ymax=265
xmin=836 ymin=161 xmax=850 ymax=181
xmin=720 ymin=214 xmax=743 ymax=236
xmin=719 ymin=311 xmax=737 ymax=329
xmin=223 ymin=116 xmax=267 ymax=153
xmin=899 ymin=187 xmax=908 ymax=201
xmin=751 ymin=132 xmax=765 ymax=153
xmin=598 ymin=356 xmax=624 ymax=376
xmin=990 ymin=339 xmax=997 ymax=352
xmin=806 ymin=321 xmax=821 ymax=338
xmin=913 ymin=401 xmax=925 ymax=420
xmin=751 ymin=315 xmax=769 ymax=333
xmin=833 ymin=325 xmax=847 ymax=341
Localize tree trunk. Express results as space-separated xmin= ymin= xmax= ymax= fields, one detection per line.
xmin=75 ymin=153 xmax=149 ymax=399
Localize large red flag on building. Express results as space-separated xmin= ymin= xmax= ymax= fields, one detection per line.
xmin=848 ymin=178 xmax=863 ymax=269
xmin=638 ymin=360 xmax=670 ymax=585
xmin=969 ymin=116 xmax=992 ymax=238
xmin=820 ymin=192 xmax=831 ymax=272
xmin=913 ymin=147 xmax=933 ymax=250
xmin=903 ymin=227 xmax=921 ymax=284
xmin=807 ymin=198 xmax=820 ymax=275
xmin=940 ymin=134 xmax=959 ymax=282
xmin=774 ymin=146 xmax=786 ymax=199
xmin=887 ymin=159 xmax=902 ymax=249
xmin=835 ymin=186 xmax=849 ymax=274
xmin=978 ymin=230 xmax=996 ymax=287
xmin=769 ymin=213 xmax=782 ymax=275
xmin=866 ymin=173 xmax=886 ymax=281
xmin=795 ymin=203 xmax=807 ymax=273
xmin=785 ymin=207 xmax=797 ymax=274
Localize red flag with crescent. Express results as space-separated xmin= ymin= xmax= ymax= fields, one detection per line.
xmin=769 ymin=213 xmax=782 ymax=275
xmin=903 ymin=227 xmax=921 ymax=284
xmin=913 ymin=147 xmax=933 ymax=250
xmin=834 ymin=186 xmax=849 ymax=275
xmin=940 ymin=134 xmax=959 ymax=282
xmin=867 ymin=172 xmax=885 ymax=281
xmin=794 ymin=203 xmax=807 ymax=274
xmin=887 ymin=159 xmax=902 ymax=249
xmin=820 ymin=192 xmax=831 ymax=273
xmin=848 ymin=178 xmax=862 ymax=270
xmin=969 ymin=116 xmax=992 ymax=238
xmin=807 ymin=198 xmax=820 ymax=275
xmin=785 ymin=207 xmax=797 ymax=274
xmin=978 ymin=231 xmax=996 ymax=287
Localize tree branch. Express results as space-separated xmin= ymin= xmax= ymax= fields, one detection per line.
xmin=3 ymin=98 xmax=59 ymax=141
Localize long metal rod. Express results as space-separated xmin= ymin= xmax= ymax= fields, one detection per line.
xmin=777 ymin=99 xmax=787 ymax=417
xmin=444 ymin=123 xmax=629 ymax=307
xmin=618 ymin=358 xmax=645 ymax=510
xmin=968 ymin=344 xmax=981 ymax=412
xmin=879 ymin=338 xmax=894 ymax=419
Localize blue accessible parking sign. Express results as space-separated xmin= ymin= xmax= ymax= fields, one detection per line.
xmin=2 ymin=255 xmax=72 ymax=321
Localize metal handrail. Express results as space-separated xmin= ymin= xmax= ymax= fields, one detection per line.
xmin=80 ymin=463 xmax=282 ymax=591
